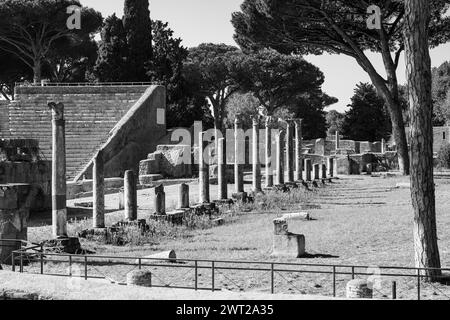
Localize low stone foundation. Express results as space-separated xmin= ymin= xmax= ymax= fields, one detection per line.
xmin=0 ymin=183 xmax=38 ymax=264
xmin=346 ymin=279 xmax=373 ymax=299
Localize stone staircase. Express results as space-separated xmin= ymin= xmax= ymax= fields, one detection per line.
xmin=2 ymin=85 xmax=150 ymax=179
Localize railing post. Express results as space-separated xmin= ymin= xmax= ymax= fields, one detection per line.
xmin=351 ymin=266 xmax=355 ymax=280
xmin=332 ymin=266 xmax=336 ymax=297
xmin=212 ymin=261 xmax=215 ymax=292
xmin=392 ymin=281 xmax=397 ymax=300
xmin=271 ymin=263 xmax=275 ymax=294
xmin=20 ymin=251 xmax=23 ymax=273
xmin=11 ymin=252 xmax=15 ymax=272
xmin=40 ymin=252 xmax=44 ymax=274
xmin=417 ymin=269 xmax=421 ymax=301
xmin=84 ymin=256 xmax=88 ymax=280
xmin=139 ymin=258 xmax=142 ymax=270
xmin=195 ymin=260 xmax=198 ymax=291
xmin=69 ymin=255 xmax=72 ymax=276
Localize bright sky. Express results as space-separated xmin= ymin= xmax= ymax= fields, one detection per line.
xmin=81 ymin=0 xmax=450 ymax=112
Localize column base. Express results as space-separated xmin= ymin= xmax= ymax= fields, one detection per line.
xmin=191 ymin=203 xmax=219 ymax=216
xmin=274 ymin=184 xmax=289 ymax=193
xmin=284 ymin=182 xmax=299 ymax=190
xmin=296 ymin=181 xmax=311 ymax=190
xmin=213 ymin=199 xmax=234 ymax=206
xmin=43 ymin=237 xmax=81 ymax=254
xmin=231 ymin=192 xmax=248 ymax=202
xmin=249 ymin=189 xmax=264 ymax=197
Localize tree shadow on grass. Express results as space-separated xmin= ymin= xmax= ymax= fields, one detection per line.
xmin=29 ymin=207 xmax=117 ymax=227
xmin=301 ymin=252 xmax=340 ymax=259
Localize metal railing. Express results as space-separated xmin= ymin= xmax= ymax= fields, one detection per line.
xmin=15 ymin=82 xmax=158 ymax=87
xmin=5 ymin=241 xmax=450 ymax=300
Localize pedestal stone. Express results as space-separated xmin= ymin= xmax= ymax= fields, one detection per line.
xmin=0 ymin=184 xmax=37 ymax=265
xmin=346 ymin=279 xmax=373 ymax=299
xmin=272 ymin=234 xmax=306 ymax=258
xmin=271 ymin=217 xmax=305 ymax=258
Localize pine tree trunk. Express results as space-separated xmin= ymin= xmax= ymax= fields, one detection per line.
xmin=367 ymin=71 xmax=410 ymax=175
xmin=404 ymin=0 xmax=441 ymax=282
xmin=33 ymin=59 xmax=42 ymax=85
xmin=388 ymin=99 xmax=410 ymax=175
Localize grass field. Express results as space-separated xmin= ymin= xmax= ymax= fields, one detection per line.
xmin=23 ymin=174 xmax=450 ymax=299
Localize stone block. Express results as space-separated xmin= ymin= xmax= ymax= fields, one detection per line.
xmin=346 ymin=279 xmax=373 ymax=299
xmin=127 ymin=270 xmax=152 ymax=287
xmin=282 ymin=212 xmax=311 ymax=221
xmin=272 ymin=233 xmax=305 ymax=258
xmin=139 ymin=174 xmax=163 ymax=185
xmin=0 ymin=187 xmax=18 ymax=209
xmin=166 ymin=210 xmax=184 ymax=225
xmin=139 ymin=155 xmax=161 ymax=176
xmin=231 ymin=192 xmax=248 ymax=202
xmin=136 ymin=250 xmax=177 ymax=264
xmin=212 ymin=218 xmax=225 ymax=226
xmin=273 ymin=218 xmax=288 ymax=235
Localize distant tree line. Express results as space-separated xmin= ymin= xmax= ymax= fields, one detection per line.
xmin=0 ymin=0 xmax=337 ymax=139
xmin=327 ymin=60 xmax=450 ymax=143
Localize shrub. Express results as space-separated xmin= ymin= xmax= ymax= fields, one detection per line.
xmin=437 ymin=144 xmax=450 ymax=169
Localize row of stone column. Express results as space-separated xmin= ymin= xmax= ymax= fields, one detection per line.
xmin=198 ymin=117 xmax=335 ymax=204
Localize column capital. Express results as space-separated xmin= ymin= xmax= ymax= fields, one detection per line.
xmin=265 ymin=116 xmax=277 ymax=128
xmin=277 ymin=128 xmax=286 ymax=137
xmin=285 ymin=119 xmax=295 ymax=125
xmin=252 ymin=116 xmax=261 ymax=126
xmin=234 ymin=114 xmax=242 ymax=125
xmin=48 ymin=102 xmax=65 ymax=121
xmin=293 ymin=118 xmax=303 ymax=126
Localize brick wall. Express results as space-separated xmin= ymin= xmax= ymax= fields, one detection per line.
xmin=1 ymin=85 xmax=150 ymax=179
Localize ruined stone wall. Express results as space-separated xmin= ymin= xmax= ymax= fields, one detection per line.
xmin=0 ymin=100 xmax=10 ymax=136
xmin=2 ymin=85 xmax=150 ymax=179
xmin=76 ymin=86 xmax=167 ymax=180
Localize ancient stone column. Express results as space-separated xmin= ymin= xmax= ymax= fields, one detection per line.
xmin=234 ymin=117 xmax=244 ymax=193
xmin=178 ymin=183 xmax=190 ymax=209
xmin=49 ymin=102 xmax=67 ymax=238
xmin=304 ymin=159 xmax=312 ymax=182
xmin=154 ymin=184 xmax=166 ymax=215
xmin=335 ymin=131 xmax=340 ymax=150
xmin=327 ymin=157 xmax=334 ymax=178
xmin=294 ymin=119 xmax=303 ymax=181
xmin=321 ymin=164 xmax=327 ymax=179
xmin=265 ymin=117 xmax=274 ymax=188
xmin=252 ymin=117 xmax=262 ymax=193
xmin=275 ymin=130 xmax=285 ymax=185
xmin=199 ymin=131 xmax=210 ymax=203
xmin=93 ymin=150 xmax=105 ymax=229
xmin=313 ymin=164 xmax=320 ymax=180
xmin=218 ymin=137 xmax=228 ymax=200
xmin=285 ymin=120 xmax=294 ymax=183
xmin=124 ymin=170 xmax=137 ymax=221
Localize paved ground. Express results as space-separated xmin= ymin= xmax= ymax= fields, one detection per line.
xmin=0 ymin=271 xmax=337 ymax=300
